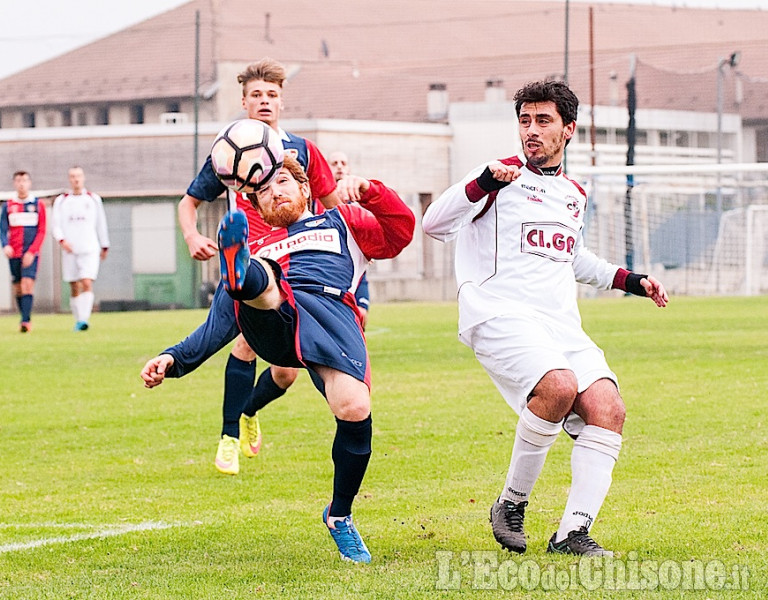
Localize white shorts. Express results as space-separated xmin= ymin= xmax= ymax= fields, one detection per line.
xmin=62 ymin=251 xmax=101 ymax=282
xmin=459 ymin=313 xmax=617 ymax=438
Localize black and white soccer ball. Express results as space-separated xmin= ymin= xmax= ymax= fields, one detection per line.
xmin=210 ymin=119 xmax=284 ymax=193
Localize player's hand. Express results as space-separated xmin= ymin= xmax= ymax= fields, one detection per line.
xmin=335 ymin=176 xmax=370 ymax=204
xmin=100 ymin=248 xmax=109 ymax=261
xmin=21 ymin=251 xmax=35 ymax=268
xmin=141 ymin=354 xmax=175 ymax=388
xmin=59 ymin=239 xmax=73 ymax=254
xmin=487 ymin=161 xmax=522 ymax=183
xmin=2 ymin=245 xmax=13 ymax=259
xmin=184 ymin=232 xmax=218 ymax=261
xmin=358 ymin=307 xmax=369 ymax=331
xmin=641 ymin=275 xmax=669 ymax=308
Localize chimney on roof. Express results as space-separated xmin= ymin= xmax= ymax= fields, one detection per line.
xmin=609 ymin=71 xmax=619 ymax=106
xmin=265 ymin=13 xmax=273 ymax=43
xmin=485 ymin=78 xmax=506 ymax=103
xmin=427 ymin=83 xmax=448 ymax=121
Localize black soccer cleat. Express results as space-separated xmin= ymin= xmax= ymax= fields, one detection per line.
xmin=546 ymin=526 xmax=614 ymax=557
xmin=490 ymin=498 xmax=527 ymax=553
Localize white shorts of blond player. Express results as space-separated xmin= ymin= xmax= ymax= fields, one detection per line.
xmin=460 ymin=312 xmax=618 ymax=439
xmin=62 ymin=251 xmax=101 ymax=283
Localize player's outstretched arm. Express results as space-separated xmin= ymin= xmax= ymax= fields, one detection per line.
xmin=141 ymin=354 xmax=175 ymax=388
xmin=179 ymin=194 xmax=218 ymax=260
xmin=641 ymin=275 xmax=669 ymax=308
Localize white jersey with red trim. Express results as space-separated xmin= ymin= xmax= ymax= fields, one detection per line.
xmin=52 ymin=190 xmax=110 ymax=255
xmin=422 ymin=155 xmax=620 ymax=333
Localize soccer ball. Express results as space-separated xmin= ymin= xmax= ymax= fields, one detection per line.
xmin=210 ymin=119 xmax=284 ymax=193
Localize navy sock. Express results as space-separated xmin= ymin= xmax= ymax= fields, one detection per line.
xmin=15 ymin=295 xmax=22 ymax=314
xmin=221 ymin=354 xmax=255 ymax=438
xmin=243 ymin=367 xmax=287 ymax=416
xmin=227 ymin=261 xmax=270 ymax=301
xmin=19 ymin=295 xmax=33 ymax=322
xmin=329 ymin=415 xmax=372 ymax=518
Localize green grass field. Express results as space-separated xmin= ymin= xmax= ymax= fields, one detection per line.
xmin=1 ymin=296 xmax=766 ymax=599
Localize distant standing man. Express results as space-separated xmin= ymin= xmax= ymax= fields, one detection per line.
xmin=52 ymin=166 xmax=110 ymax=331
xmin=1 ymin=171 xmax=47 ymax=332
xmin=423 ymin=80 xmax=668 ymax=557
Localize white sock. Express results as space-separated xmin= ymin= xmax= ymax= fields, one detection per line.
xmin=80 ymin=291 xmax=95 ymax=323
xmin=70 ymin=294 xmax=82 ymax=322
xmin=555 ymin=425 xmax=622 ymax=542
xmin=500 ymin=407 xmax=562 ymax=504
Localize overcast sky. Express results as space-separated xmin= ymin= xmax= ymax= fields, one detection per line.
xmin=1 ymin=0 xmax=767 ymax=80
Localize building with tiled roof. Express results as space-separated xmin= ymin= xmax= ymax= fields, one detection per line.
xmin=2 ymin=0 xmax=768 ymax=312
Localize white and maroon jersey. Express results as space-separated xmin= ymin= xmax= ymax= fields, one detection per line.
xmin=422 ymin=155 xmax=620 ymax=333
xmin=52 ymin=190 xmax=110 ymax=254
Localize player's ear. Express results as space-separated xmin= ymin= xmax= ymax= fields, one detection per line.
xmin=563 ymin=120 xmax=576 ymax=141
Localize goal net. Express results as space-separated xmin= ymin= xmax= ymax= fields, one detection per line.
xmin=572 ymin=163 xmax=768 ymax=296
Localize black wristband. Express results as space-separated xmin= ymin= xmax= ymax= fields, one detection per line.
xmin=625 ymin=273 xmax=648 ymax=297
xmin=476 ymin=167 xmax=511 ymax=193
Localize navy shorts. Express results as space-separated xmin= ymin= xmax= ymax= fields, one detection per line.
xmin=9 ymin=256 xmax=39 ymax=282
xmin=236 ymin=287 xmax=370 ymax=396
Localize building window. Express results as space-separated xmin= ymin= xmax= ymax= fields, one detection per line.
xmin=22 ymin=112 xmax=36 ymax=128
xmin=76 ymin=111 xmax=88 ymax=126
xmin=62 ymin=109 xmax=72 ymax=127
xmin=756 ymin=129 xmax=768 ymax=163
xmin=166 ymin=101 xmax=180 ymax=113
xmin=97 ymin=107 xmax=109 ymax=125
xmin=130 ymin=104 xmax=145 ymax=124
xmin=675 ymin=131 xmax=689 ymax=147
xmin=419 ymin=193 xmax=434 ymax=278
xmin=635 ymin=130 xmax=648 ymax=145
xmin=0 ymin=111 xmax=3 ymax=129
xmin=659 ymin=131 xmax=671 ymax=146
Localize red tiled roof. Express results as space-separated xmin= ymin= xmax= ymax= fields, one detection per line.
xmin=3 ymin=0 xmax=768 ymax=121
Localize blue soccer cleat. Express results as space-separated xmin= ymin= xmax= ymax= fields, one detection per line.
xmin=217 ymin=210 xmax=250 ymax=292
xmin=323 ymin=504 xmax=371 ymax=564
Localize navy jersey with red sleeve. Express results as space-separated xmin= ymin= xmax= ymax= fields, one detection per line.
xmin=162 ymin=181 xmax=414 ymax=382
xmin=0 ymin=198 xmax=47 ymax=258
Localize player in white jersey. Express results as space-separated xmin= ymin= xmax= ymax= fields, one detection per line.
xmin=422 ymin=80 xmax=668 ymax=557
xmin=52 ymin=166 xmax=110 ymax=331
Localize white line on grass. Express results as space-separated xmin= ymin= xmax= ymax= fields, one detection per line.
xmin=0 ymin=521 xmax=182 ymax=553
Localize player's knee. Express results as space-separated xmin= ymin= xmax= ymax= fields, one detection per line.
xmin=231 ymin=335 xmax=257 ymax=361
xmin=271 ymin=366 xmax=298 ymax=389
xmin=334 ymin=397 xmax=371 ymax=422
xmin=532 ymin=369 xmax=578 ymax=411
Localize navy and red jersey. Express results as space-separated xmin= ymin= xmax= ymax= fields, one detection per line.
xmin=163 ymin=181 xmax=414 ymax=384
xmin=0 ymin=197 xmax=47 ymax=258
xmin=249 ymin=181 xmax=412 ymax=314
xmin=187 ymin=128 xmax=336 ymax=241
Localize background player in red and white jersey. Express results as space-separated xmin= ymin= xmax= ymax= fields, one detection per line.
xmin=1 ymin=170 xmax=47 ymax=332
xmin=423 ymin=80 xmax=668 ymax=557
xmin=51 ymin=166 xmax=110 ymax=332
xmin=176 ymin=57 xmax=342 ymax=475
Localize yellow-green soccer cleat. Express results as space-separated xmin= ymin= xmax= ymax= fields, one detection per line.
xmin=215 ymin=434 xmax=240 ymax=475
xmin=239 ymin=413 xmax=262 ymax=458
